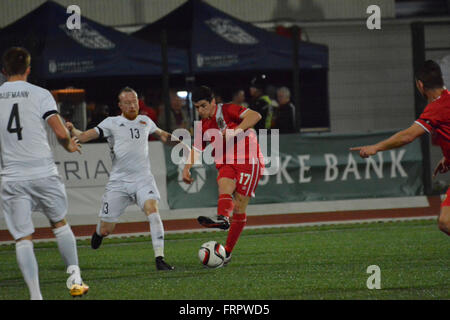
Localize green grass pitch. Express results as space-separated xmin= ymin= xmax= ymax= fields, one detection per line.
xmin=0 ymin=219 xmax=448 ymax=300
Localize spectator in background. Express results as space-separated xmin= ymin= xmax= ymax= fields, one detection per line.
xmin=86 ymin=104 xmax=110 ymax=142
xmin=274 ymin=87 xmax=296 ymax=134
xmin=248 ymin=74 xmax=274 ymax=130
xmin=214 ymin=93 xmax=224 ymax=105
xmin=158 ymin=90 xmax=191 ymax=132
xmin=85 ymin=101 xmax=96 ymax=128
xmin=138 ymin=93 xmax=158 ymax=123
xmin=231 ymin=88 xmax=248 ymax=108
xmin=139 ymin=93 xmax=160 ymax=141
xmin=266 ymin=84 xmax=280 ymax=126
xmin=266 ymin=85 xmax=278 ymax=106
xmin=86 ymin=104 xmax=109 ymax=130
xmin=59 ymin=102 xmax=75 ymax=123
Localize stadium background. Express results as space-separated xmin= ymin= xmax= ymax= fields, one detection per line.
xmin=0 ymin=0 xmax=449 ymax=242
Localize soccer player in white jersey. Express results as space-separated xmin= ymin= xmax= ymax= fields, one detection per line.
xmin=66 ymin=87 xmax=187 ymax=271
xmin=0 ymin=47 xmax=89 ymax=299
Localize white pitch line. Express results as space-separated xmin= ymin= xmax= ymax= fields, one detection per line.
xmin=0 ymin=215 xmax=436 ymax=245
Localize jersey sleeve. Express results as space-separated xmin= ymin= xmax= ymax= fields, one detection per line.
xmin=96 ymin=117 xmax=113 ymax=138
xmin=224 ymin=103 xmax=248 ymax=121
xmin=415 ymin=103 xmax=440 ymax=133
xmin=146 ymin=116 xmax=158 ymax=135
xmin=40 ymin=89 xmax=59 ymax=121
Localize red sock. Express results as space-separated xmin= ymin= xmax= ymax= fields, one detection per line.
xmin=225 ymin=212 xmax=247 ymax=254
xmin=218 ymin=194 xmax=233 ymax=218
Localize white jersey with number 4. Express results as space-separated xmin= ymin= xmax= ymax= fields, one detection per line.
xmin=0 ymin=80 xmax=59 ymax=181
xmin=95 ymin=115 xmax=158 ymax=182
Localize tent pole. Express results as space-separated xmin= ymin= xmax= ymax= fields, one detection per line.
xmin=411 ymin=22 xmax=432 ymax=196
xmin=291 ymin=26 xmax=301 ymax=132
xmin=161 ymin=28 xmax=171 ymax=131
xmin=186 ymin=32 xmax=195 ymax=129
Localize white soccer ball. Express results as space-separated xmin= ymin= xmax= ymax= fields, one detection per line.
xmin=198 ymin=241 xmax=226 ymax=268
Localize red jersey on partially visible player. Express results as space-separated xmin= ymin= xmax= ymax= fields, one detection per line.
xmin=415 ymin=89 xmax=450 ymax=159
xmin=194 ymin=103 xmax=265 ymax=197
xmin=139 ymin=99 xmax=158 ymax=141
xmin=138 ymin=99 xmax=158 ymax=122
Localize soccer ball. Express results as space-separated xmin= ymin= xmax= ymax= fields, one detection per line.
xmin=198 ymin=241 xmax=226 ymax=268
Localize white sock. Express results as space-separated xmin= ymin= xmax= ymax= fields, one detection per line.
xmin=52 ymin=224 xmax=79 ymax=267
xmin=66 ymin=265 xmax=82 ymax=288
xmin=16 ymin=240 xmax=43 ymax=300
xmin=96 ymin=222 xmax=102 ymax=236
xmin=147 ymin=212 xmax=164 ymax=258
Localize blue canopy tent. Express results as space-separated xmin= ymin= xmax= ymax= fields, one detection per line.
xmin=0 ymin=1 xmax=188 ymax=81
xmin=0 ymin=1 xmax=190 ymax=127
xmin=132 ymin=0 xmax=329 ymax=130
xmin=133 ymin=0 xmax=327 ymax=73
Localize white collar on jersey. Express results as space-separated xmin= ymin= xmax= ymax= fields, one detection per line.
xmin=430 ymin=87 xmax=447 ymax=102
xmin=215 ymin=103 xmax=228 ymax=131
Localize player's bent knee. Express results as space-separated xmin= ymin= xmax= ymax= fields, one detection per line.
xmin=144 ymin=206 xmax=158 ymax=215
xmin=143 ymin=198 xmax=159 ymax=215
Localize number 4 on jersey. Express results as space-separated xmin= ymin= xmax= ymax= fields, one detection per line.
xmin=7 ymin=103 xmax=23 ymax=140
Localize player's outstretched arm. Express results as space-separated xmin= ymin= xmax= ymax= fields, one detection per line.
xmin=65 ymin=122 xmax=100 ymax=143
xmin=350 ymin=123 xmax=426 ymax=158
xmin=154 ymin=128 xmax=177 ymax=145
xmin=154 ymin=127 xmax=192 ymax=153
xmin=47 ymin=114 xmax=81 ymax=153
xmin=182 ymin=148 xmax=201 ymax=184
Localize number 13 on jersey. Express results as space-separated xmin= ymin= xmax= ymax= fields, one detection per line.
xmin=130 ymin=128 xmax=140 ymax=139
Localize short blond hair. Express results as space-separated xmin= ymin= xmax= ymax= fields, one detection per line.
xmin=118 ymin=86 xmax=137 ymax=100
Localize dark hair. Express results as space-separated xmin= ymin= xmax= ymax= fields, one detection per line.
xmin=191 ymin=85 xmax=214 ymax=103
xmin=250 ymin=74 xmax=268 ymax=91
xmin=232 ymin=88 xmax=244 ymax=97
xmin=2 ymin=47 xmax=31 ymax=76
xmin=415 ymin=60 xmax=444 ymax=90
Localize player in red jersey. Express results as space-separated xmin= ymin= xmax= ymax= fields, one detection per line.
xmin=351 ymin=60 xmax=450 ymax=236
xmin=182 ymin=86 xmax=265 ymax=265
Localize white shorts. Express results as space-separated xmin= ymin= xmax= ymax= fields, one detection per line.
xmin=1 ymin=175 xmax=68 ymax=240
xmin=99 ymin=176 xmax=160 ymax=223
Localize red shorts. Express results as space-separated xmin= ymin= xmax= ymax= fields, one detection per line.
xmin=216 ymin=161 xmax=263 ymax=198
xmin=441 ymin=188 xmax=450 ymax=207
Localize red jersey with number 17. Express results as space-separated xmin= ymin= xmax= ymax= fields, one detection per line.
xmin=194 ymin=103 xmax=264 ymax=167
xmin=415 ymin=89 xmax=450 ymax=159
